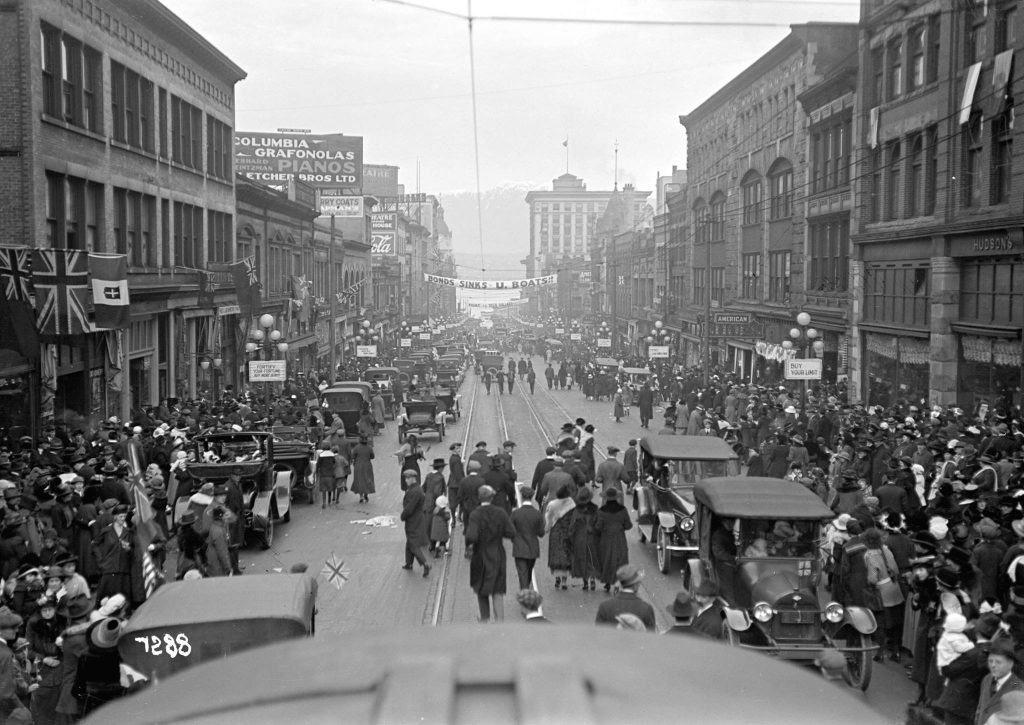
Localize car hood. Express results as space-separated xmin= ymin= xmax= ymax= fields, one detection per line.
xmin=740 ymin=562 xmax=817 ymax=606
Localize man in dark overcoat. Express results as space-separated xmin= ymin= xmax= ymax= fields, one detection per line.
xmin=400 ymin=471 xmax=431 ymax=577
xmin=637 ymin=384 xmax=654 ymax=429
xmin=465 ymin=485 xmax=514 ymax=622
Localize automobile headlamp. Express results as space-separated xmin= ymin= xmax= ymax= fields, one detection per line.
xmin=752 ymin=601 xmax=773 ymax=622
xmin=679 ymin=516 xmax=695 ymax=532
xmin=824 ymin=602 xmax=845 ymax=623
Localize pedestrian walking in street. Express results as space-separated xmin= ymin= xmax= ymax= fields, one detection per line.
xmin=544 ymin=484 xmax=575 ymax=590
xmin=527 ymin=367 xmax=537 ymax=394
xmin=593 ymin=488 xmax=632 ymax=591
xmin=423 ymin=458 xmax=448 ymax=539
xmin=447 ymin=442 xmax=465 ymax=515
xmin=400 ymin=471 xmax=431 ymax=578
xmin=510 ymin=487 xmax=545 ymax=590
xmin=315 ymin=444 xmax=337 ymax=509
xmin=496 ymin=369 xmax=506 ymax=395
xmin=623 ymin=439 xmax=639 ymax=492
xmin=205 ymin=506 xmax=232 ymax=577
xmin=429 ymin=495 xmax=452 ymax=557
xmin=350 ymin=435 xmax=375 ymax=504
xmin=333 ymin=446 xmax=350 ymax=501
xmin=613 ymin=389 xmax=625 ymax=422
xmin=370 ymin=390 xmax=386 ymax=435
xmin=465 ymin=485 xmax=514 ymax=622
xmin=594 ymin=565 xmax=656 ymax=630
xmin=569 ymin=487 xmax=600 ymax=591
xmin=456 ymin=459 xmax=486 ymax=528
xmin=637 ymin=383 xmax=654 ymax=429
xmin=483 ymin=369 xmax=492 ymax=395
xmin=544 ymin=364 xmax=554 ymax=390
xmin=394 ymin=434 xmax=427 ymax=491
xmin=596 ymin=446 xmax=629 ymax=501
xmin=507 ymin=370 xmax=515 ymax=394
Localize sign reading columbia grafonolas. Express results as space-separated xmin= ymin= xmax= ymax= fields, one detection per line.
xmin=235 ymin=132 xmax=363 ymax=190
xmin=423 ymin=273 xmax=556 ymax=290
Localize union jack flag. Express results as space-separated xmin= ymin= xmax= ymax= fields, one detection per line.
xmin=0 ymin=247 xmax=33 ymax=303
xmin=32 ymin=249 xmax=90 ymax=337
xmin=320 ymin=552 xmax=351 ymax=591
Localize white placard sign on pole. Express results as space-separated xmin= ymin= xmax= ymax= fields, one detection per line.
xmin=249 ymin=360 xmax=287 ymax=382
xmin=356 ymin=345 xmax=378 ymax=358
xmin=784 ymin=358 xmax=822 ymax=380
xmin=648 ymin=345 xmax=670 ymax=359
xmin=569 ymin=333 xmax=582 ymax=341
xmin=418 ymin=332 xmax=431 ymax=340
xmin=597 ymin=338 xmax=611 ymax=348
xmin=400 ymin=338 xmax=412 ymax=348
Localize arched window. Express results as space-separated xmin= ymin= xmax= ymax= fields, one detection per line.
xmin=741 ymin=171 xmax=763 ymax=225
xmin=692 ymin=198 xmax=709 ymax=243
xmin=709 ymin=192 xmax=726 ymax=241
xmin=767 ymin=159 xmax=793 ymax=220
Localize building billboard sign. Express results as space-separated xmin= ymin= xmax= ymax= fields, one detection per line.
xmin=371 ymin=233 xmax=396 ymax=255
xmin=648 ymin=345 xmax=670 ymax=359
xmin=234 ymin=132 xmax=363 ymax=190
xmin=400 ymin=337 xmax=412 ymax=347
xmin=597 ymin=338 xmax=611 ymax=348
xmin=319 ymin=194 xmax=364 ymax=217
xmin=249 ymin=360 xmax=287 ymax=382
xmin=356 ymin=345 xmax=378 ymax=358
xmin=784 ymin=358 xmax=823 ymax=380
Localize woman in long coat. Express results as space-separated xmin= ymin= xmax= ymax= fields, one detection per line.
xmin=544 ymin=485 xmax=575 ymax=590
xmin=568 ymin=487 xmax=600 ymax=590
xmin=578 ymin=436 xmax=596 ymax=485
xmin=465 ymin=487 xmax=515 ymax=622
xmin=593 ymin=488 xmax=632 ymax=590
xmin=370 ymin=391 xmax=386 ymax=433
xmin=394 ymin=435 xmax=426 ymax=491
xmin=350 ymin=436 xmax=376 ymax=503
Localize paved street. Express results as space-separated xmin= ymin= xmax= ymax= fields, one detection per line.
xmin=241 ymin=359 xmax=915 ymax=722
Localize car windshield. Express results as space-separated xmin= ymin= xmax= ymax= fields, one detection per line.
xmin=648 ymin=458 xmax=740 ymax=488
xmin=204 ymin=437 xmax=264 ymax=461
xmin=737 ymin=519 xmax=818 ymax=558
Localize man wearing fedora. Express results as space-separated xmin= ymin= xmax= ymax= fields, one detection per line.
xmin=595 ymin=564 xmax=655 ymax=630
xmin=975 ymin=639 xmax=1024 ymax=725
xmin=55 ymin=595 xmax=94 ymax=721
xmin=690 ymin=581 xmax=724 ymax=640
xmin=399 ymin=471 xmax=431 ymax=578
xmin=510 ymin=487 xmax=544 ymax=591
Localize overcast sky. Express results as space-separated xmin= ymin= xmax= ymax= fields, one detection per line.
xmin=163 ymin=0 xmax=858 ymax=195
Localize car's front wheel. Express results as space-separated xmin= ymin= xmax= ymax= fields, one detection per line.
xmin=656 ymin=527 xmax=670 ymax=574
xmin=844 ymin=633 xmax=873 ymax=691
xmin=721 ymin=619 xmax=741 ymax=646
xmin=260 ymin=516 xmax=275 ymax=550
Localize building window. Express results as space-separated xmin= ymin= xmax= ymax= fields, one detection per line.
xmin=110 ymin=62 xmax=154 ymax=151
xmin=886 ymin=140 xmax=901 ymax=220
xmin=863 ymin=263 xmax=930 ymax=328
xmin=45 ymin=172 xmax=101 ymax=251
xmin=694 ymin=202 xmax=710 ymax=243
xmin=907 ymin=134 xmax=923 ymax=218
xmin=924 ymin=125 xmax=938 ymax=215
xmin=871 ymin=46 xmax=885 ymax=105
xmin=709 ymin=193 xmax=725 ymax=241
xmin=768 ymin=251 xmax=791 ymax=303
xmin=710 ymin=267 xmax=724 ymax=304
xmin=113 ymin=188 xmax=157 ymax=266
xmin=692 ymin=267 xmax=706 ymax=304
xmin=887 ymin=37 xmax=903 ymax=100
xmin=965 ymin=5 xmax=985 ymax=66
xmin=961 ymin=258 xmax=1023 ymax=325
xmin=40 ymin=24 xmax=102 ymax=133
xmin=768 ymin=160 xmax=793 ymax=220
xmin=962 ymin=112 xmax=983 ymax=207
xmin=992 ymin=105 xmax=1013 ymax=204
xmin=171 ymin=96 xmax=203 ymax=170
xmin=741 ymin=253 xmax=760 ymax=299
xmin=808 ymin=220 xmax=849 ymax=292
xmin=868 ymin=148 xmax=882 ymax=222
xmin=207 ymin=211 xmax=233 ymax=264
xmin=908 ymin=25 xmax=925 ymax=91
xmin=997 ymin=3 xmax=1017 ymax=53
xmin=173 ymin=202 xmax=204 ymax=268
xmin=741 ymin=174 xmax=763 ymax=225
xmin=927 ymin=14 xmax=941 ymax=84
xmin=811 ymin=119 xmax=851 ymax=194
xmin=206 ymin=116 xmax=232 ymax=180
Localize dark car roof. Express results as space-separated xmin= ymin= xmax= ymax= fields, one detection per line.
xmin=639 ymin=435 xmax=738 ymax=461
xmin=363 ymin=367 xmax=399 ymax=376
xmin=121 ymin=575 xmax=314 ymax=635
xmin=91 ymin=625 xmax=880 ymax=724
xmin=694 ymin=476 xmax=835 ymax=519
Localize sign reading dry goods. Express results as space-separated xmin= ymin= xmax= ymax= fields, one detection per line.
xmin=235 ymin=132 xmax=363 ymax=190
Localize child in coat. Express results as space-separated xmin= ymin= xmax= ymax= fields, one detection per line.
xmin=430 ymin=495 xmax=452 ymax=557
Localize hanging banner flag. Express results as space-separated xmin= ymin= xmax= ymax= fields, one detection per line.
xmin=32 ymin=249 xmax=90 ymax=337
xmin=88 ymin=253 xmax=130 ymax=329
xmin=0 ymin=247 xmax=39 ymax=358
xmin=230 ymin=256 xmax=261 ymax=319
xmin=424 ymin=273 xmax=556 ymax=290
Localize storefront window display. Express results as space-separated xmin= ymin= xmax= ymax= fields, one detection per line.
xmin=958 ymin=335 xmax=1022 ymax=412
xmin=864 ymin=333 xmax=930 ymax=407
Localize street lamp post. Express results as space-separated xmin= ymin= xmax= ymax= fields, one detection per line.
xmin=781 ymin=311 xmax=824 ymax=414
xmin=245 ymin=313 xmax=289 ymax=401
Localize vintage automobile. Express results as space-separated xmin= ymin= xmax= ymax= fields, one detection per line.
xmin=397 ymin=400 xmax=445 ymax=442
xmin=174 ymin=431 xmax=296 ymax=549
xmin=476 ymin=349 xmax=504 ymax=372
xmin=319 ymin=381 xmax=372 ymax=441
xmin=434 ymin=385 xmax=461 ymax=422
xmin=271 ymin=426 xmax=317 ymax=503
xmin=361 ymin=367 xmax=402 ymax=419
xmin=91 ymin=626 xmax=880 ymax=724
xmin=634 ymin=436 xmax=740 ymax=577
xmin=434 ymin=366 xmax=463 ymax=391
xmin=595 ymin=356 xmax=620 ymax=373
xmin=689 ymin=476 xmax=878 ymax=690
xmin=117 ymin=574 xmax=316 ymax=685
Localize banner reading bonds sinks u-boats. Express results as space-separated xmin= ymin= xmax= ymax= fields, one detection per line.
xmin=235 ymin=132 xmax=363 ymax=190
xmin=423 ymin=273 xmax=556 ymax=290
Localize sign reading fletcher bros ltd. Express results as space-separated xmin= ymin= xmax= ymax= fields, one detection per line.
xmin=235 ymin=132 xmax=363 ymax=190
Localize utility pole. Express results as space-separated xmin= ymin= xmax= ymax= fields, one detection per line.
xmin=702 ymin=221 xmax=711 ymax=387
xmin=328 ymin=213 xmax=337 ymax=384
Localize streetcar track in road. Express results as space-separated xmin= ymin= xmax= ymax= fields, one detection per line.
xmin=429 ymin=361 xmax=480 ymax=627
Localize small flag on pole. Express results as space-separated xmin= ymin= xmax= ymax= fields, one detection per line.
xmin=321 ymin=552 xmax=350 ymax=590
